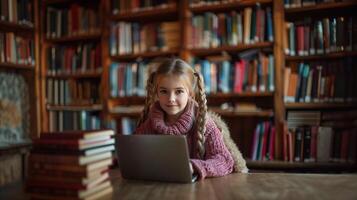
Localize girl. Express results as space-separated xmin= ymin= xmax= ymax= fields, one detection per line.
xmin=135 ymin=58 xmax=246 ymax=180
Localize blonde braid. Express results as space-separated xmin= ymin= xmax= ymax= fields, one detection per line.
xmin=137 ymin=72 xmax=156 ymax=127
xmin=194 ymin=72 xmax=207 ymax=159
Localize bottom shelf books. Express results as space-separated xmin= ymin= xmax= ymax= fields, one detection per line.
xmin=26 ymin=129 xmax=115 ymax=200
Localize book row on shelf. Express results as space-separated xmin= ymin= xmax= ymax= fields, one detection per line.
xmin=109 ymin=21 xmax=180 ymax=55
xmin=0 ymin=0 xmax=34 ymax=26
xmin=284 ymin=59 xmax=356 ymax=103
xmin=284 ymin=0 xmax=354 ymax=8
xmin=111 ymin=0 xmax=175 ymax=14
xmin=284 ymin=16 xmax=356 ymax=56
xmin=46 ymin=3 xmax=101 ymax=39
xmin=283 ymin=126 xmax=357 ymax=164
xmin=193 ymin=51 xmax=275 ymax=94
xmin=46 ymin=43 xmax=102 ymax=75
xmin=109 ymin=51 xmax=275 ymax=98
xmin=46 ymin=78 xmax=101 ymax=106
xmin=26 ymin=130 xmax=115 ymax=199
xmin=48 ymin=110 xmax=101 ymax=132
xmin=189 ymin=5 xmax=274 ymax=48
xmin=0 ymin=32 xmax=35 ymax=65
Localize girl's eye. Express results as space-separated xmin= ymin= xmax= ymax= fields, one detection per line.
xmin=176 ymin=90 xmax=184 ymax=94
xmin=159 ymin=90 xmax=167 ymax=94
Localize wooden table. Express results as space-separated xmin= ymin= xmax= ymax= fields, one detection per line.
xmin=1 ymin=169 xmax=357 ymax=200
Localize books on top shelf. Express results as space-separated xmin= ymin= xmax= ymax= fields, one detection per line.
xmin=0 ymin=0 xmax=34 ymax=27
xmin=46 ymin=3 xmax=100 ymax=39
xmin=284 ymin=16 xmax=356 ymax=56
xmin=26 ymin=129 xmax=115 ymax=200
xmin=109 ymin=21 xmax=180 ymax=55
xmin=189 ymin=5 xmax=273 ymax=49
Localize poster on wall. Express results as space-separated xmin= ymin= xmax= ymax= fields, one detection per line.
xmin=0 ymin=73 xmax=30 ymax=147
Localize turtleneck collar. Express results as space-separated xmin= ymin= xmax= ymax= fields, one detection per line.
xmin=148 ymin=99 xmax=197 ymax=135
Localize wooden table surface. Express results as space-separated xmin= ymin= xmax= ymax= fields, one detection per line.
xmin=1 ymin=169 xmax=357 ymax=200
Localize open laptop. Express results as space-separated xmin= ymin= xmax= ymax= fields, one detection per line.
xmin=116 ymin=134 xmax=198 ymax=183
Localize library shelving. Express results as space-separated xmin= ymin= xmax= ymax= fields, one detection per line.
xmin=0 ymin=0 xmax=40 ymax=186
xmin=102 ymin=0 xmax=287 ymax=170
xmin=39 ymin=0 xmax=104 ymax=132
xmin=282 ymin=0 xmax=357 ymax=170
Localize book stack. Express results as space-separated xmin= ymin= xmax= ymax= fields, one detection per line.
xmin=26 ymin=129 xmax=115 ymax=200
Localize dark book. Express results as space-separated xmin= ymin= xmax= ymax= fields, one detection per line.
xmin=29 ymin=151 xmax=112 ymax=165
xmin=303 ymin=127 xmax=312 ymax=162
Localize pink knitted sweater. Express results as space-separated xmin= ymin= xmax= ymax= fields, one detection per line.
xmin=135 ymin=100 xmax=234 ymax=179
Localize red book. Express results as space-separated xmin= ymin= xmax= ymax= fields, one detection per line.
xmin=261 ymin=122 xmax=270 ymax=161
xmin=269 ymin=126 xmax=276 ymax=161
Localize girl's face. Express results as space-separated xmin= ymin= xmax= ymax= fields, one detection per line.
xmin=156 ymin=74 xmax=191 ymax=123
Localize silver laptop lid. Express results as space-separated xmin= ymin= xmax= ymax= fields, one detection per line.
xmin=116 ymin=135 xmax=195 ymax=183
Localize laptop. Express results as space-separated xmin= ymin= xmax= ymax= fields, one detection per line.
xmin=116 ymin=134 xmax=198 ymax=183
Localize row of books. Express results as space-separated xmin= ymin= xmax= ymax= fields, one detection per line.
xmin=190 ymin=6 xmax=274 ymax=49
xmin=26 ymin=130 xmax=115 ymax=199
xmin=46 ymin=78 xmax=101 ymax=106
xmin=111 ymin=0 xmax=174 ymax=14
xmin=46 ymin=44 xmax=102 ymax=75
xmin=190 ymin=0 xmax=257 ymax=6
xmin=284 ymin=0 xmax=353 ymax=8
xmin=48 ymin=111 xmax=102 ymax=132
xmin=109 ymin=21 xmax=180 ymax=56
xmin=46 ymin=4 xmax=100 ymax=39
xmin=284 ymin=59 xmax=356 ymax=103
xmin=0 ymin=32 xmax=35 ymax=65
xmin=251 ymin=121 xmax=276 ymax=161
xmin=121 ymin=117 xmax=137 ymax=135
xmin=110 ymin=62 xmax=147 ymax=97
xmin=194 ymin=52 xmax=275 ymax=94
xmin=284 ymin=17 xmax=356 ymax=56
xmin=283 ymin=126 xmax=357 ymax=163
xmin=0 ymin=0 xmax=33 ymax=26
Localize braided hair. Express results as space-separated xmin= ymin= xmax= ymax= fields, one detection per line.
xmin=136 ymin=58 xmax=208 ymax=159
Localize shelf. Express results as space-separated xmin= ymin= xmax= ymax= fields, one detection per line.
xmin=247 ymin=160 xmax=357 ymax=171
xmin=46 ymin=70 xmax=102 ymax=79
xmin=189 ymin=42 xmax=273 ymax=56
xmin=45 ymin=32 xmax=101 ymax=43
xmin=0 ymin=62 xmax=35 ymax=70
xmin=208 ymin=92 xmax=274 ymax=98
xmin=285 ymin=1 xmax=357 ymax=15
xmin=110 ymin=49 xmax=179 ymax=61
xmin=286 ymin=51 xmax=357 ymax=61
xmin=46 ymin=104 xmax=103 ymax=111
xmin=190 ymin=0 xmax=272 ymax=13
xmin=285 ymin=102 xmax=357 ymax=110
xmin=210 ymin=109 xmax=273 ymax=117
xmin=111 ymin=4 xmax=178 ymax=22
xmin=0 ymin=20 xmax=34 ymax=33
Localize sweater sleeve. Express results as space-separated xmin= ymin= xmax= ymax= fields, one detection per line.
xmin=190 ymin=118 xmax=234 ymax=179
xmin=134 ymin=119 xmax=151 ymax=135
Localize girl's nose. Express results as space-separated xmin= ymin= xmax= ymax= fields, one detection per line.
xmin=168 ymin=93 xmax=175 ymax=102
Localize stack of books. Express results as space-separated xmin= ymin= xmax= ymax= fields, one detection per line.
xmin=26 ymin=129 xmax=115 ymax=200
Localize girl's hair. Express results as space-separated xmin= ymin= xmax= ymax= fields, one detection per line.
xmin=137 ymin=58 xmax=208 ymax=158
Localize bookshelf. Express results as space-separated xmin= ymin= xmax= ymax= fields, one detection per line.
xmin=39 ymin=0 xmax=104 ymax=132
xmin=282 ymin=0 xmax=357 ymax=169
xmin=0 ymin=0 xmax=40 ymax=186
xmin=102 ymin=0 xmax=287 ymax=169
xmin=33 ymin=0 xmax=356 ymax=172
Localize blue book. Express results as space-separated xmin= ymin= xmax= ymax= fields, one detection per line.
xmin=266 ymin=7 xmax=274 ymax=42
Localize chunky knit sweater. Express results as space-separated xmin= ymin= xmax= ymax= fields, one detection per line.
xmin=135 ymin=100 xmax=234 ymax=179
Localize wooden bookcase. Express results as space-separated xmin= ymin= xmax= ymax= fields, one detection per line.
xmin=35 ymin=0 xmax=357 ymax=172
xmin=0 ymin=0 xmax=40 ymax=186
xmin=282 ymin=0 xmax=357 ymax=171
xmin=39 ymin=0 xmax=105 ymax=132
